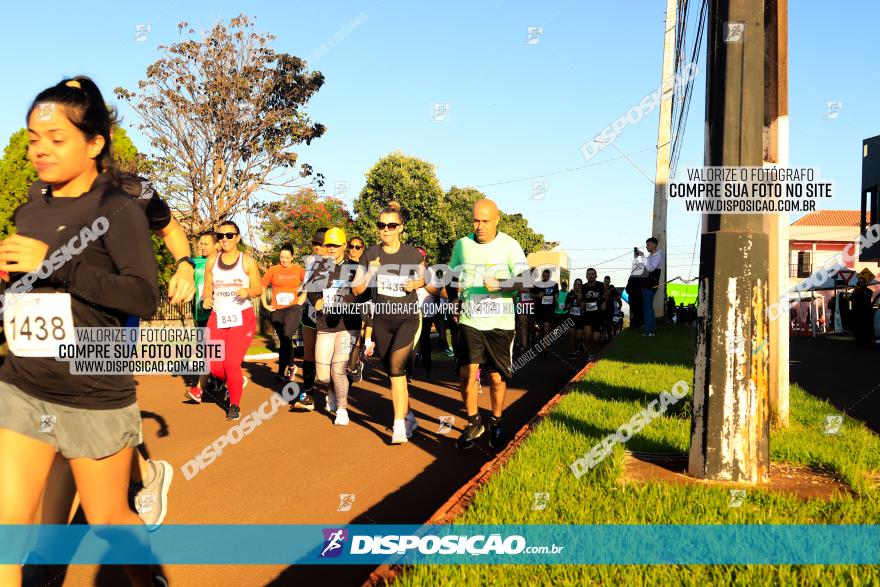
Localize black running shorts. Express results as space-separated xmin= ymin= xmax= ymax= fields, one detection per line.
xmin=455 ymin=324 xmax=515 ymax=379
xmin=582 ymin=311 xmax=603 ymax=329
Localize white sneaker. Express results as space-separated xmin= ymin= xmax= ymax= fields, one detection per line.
xmin=391 ymin=420 xmax=408 ymax=444
xmin=334 ymin=408 xmax=349 ymax=426
xmin=326 ymin=393 xmax=338 ymax=414
xmin=405 ymin=412 xmax=418 ymax=438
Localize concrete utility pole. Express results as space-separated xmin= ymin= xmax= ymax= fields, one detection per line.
xmin=764 ymin=0 xmax=790 ymax=426
xmin=688 ymin=0 xmax=771 ymax=483
xmin=651 ymin=0 xmax=678 ymax=320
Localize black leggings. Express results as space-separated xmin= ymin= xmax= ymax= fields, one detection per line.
xmin=270 ymin=305 xmax=304 ymax=376
xmin=373 ymin=314 xmax=422 ymax=377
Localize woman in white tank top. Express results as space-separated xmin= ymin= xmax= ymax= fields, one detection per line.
xmin=199 ymin=221 xmax=262 ymax=421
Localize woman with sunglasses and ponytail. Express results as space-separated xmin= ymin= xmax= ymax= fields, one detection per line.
xmin=0 ymin=76 xmax=159 ymax=586
xmin=200 ymin=221 xmax=262 ymax=421
xmin=352 ymin=202 xmax=426 ymax=444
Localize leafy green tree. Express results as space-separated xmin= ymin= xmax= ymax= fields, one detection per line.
xmin=0 ymin=126 xmax=175 ymax=284
xmin=0 ymin=129 xmax=37 ymax=238
xmin=257 ymin=187 xmax=352 ymax=265
xmin=352 ymin=152 xmax=449 ymax=261
xmin=444 ymin=185 xmax=544 ymax=257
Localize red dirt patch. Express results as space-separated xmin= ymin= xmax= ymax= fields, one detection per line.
xmin=621 ymin=452 xmax=856 ymax=500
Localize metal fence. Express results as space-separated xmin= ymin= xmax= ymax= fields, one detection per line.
xmin=145 ymin=290 xmax=271 ymax=335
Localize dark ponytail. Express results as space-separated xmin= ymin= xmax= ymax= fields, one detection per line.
xmin=28 ymin=76 xmax=118 ymax=176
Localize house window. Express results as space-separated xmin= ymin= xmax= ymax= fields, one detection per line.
xmin=796 ymin=251 xmax=811 ymax=278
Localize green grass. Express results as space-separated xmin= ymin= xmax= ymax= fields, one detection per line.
xmin=397 ymin=326 xmax=880 ymax=586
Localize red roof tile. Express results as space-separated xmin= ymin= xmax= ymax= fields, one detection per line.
xmin=791 ymin=210 xmax=861 ymax=227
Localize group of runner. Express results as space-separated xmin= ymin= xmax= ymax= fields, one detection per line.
xmin=0 ymin=75 xmax=620 ymax=586
xmin=518 ymin=268 xmax=622 ymax=362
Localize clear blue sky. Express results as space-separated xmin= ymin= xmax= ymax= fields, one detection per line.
xmin=1 ymin=1 xmax=876 ymax=287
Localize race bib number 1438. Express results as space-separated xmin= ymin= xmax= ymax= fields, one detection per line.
xmin=4 ymin=293 xmax=76 ymax=357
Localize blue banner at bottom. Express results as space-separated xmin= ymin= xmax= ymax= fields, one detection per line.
xmin=1 ymin=524 xmax=878 ymax=565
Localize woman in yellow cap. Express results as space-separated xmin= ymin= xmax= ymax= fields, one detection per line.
xmin=352 ymin=202 xmax=426 ymax=444
xmin=307 ymin=227 xmax=362 ymax=425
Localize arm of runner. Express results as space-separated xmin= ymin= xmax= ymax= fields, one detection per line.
xmin=261 ymin=266 xmax=275 ymax=311
xmin=48 ymin=197 xmax=159 ymax=318
xmin=158 ymin=219 xmax=195 ymax=304
xmin=237 ymin=255 xmax=262 ymax=299
xmin=0 ymin=234 xmax=49 ymax=273
xmin=352 ymin=256 xmax=380 ymax=295
xmin=202 ymin=255 xmax=216 ymax=309
xmin=404 ymin=261 xmax=427 ymax=292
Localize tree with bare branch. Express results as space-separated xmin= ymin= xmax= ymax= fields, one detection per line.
xmin=115 ymin=14 xmax=326 ymax=237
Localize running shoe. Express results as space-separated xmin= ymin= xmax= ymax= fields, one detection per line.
xmin=444 ymin=348 xmax=455 ymax=357
xmin=134 ymin=460 xmax=173 ymax=531
xmin=456 ymin=416 xmax=485 ymax=450
xmin=153 ymin=571 xmax=169 ymax=587
xmin=347 ymin=360 xmax=364 ymax=383
xmin=226 ymin=405 xmax=241 ymax=421
xmin=294 ymin=391 xmax=316 ymax=411
xmin=391 ymin=420 xmax=408 ymax=444
xmin=405 ymin=411 xmax=419 ymax=438
xmin=184 ymin=386 xmax=202 ymax=403
xmin=334 ymin=408 xmax=349 ymax=426
xmin=326 ymin=393 xmax=338 ymax=414
xmin=487 ymin=417 xmax=507 ymax=451
xmin=287 ymin=364 xmax=298 ymax=381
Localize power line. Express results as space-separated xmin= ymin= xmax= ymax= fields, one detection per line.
xmin=472 ymin=147 xmax=656 ymax=188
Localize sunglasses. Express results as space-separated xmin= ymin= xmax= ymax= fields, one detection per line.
xmin=348 ymin=244 xmax=364 ymax=250
xmin=376 ymin=222 xmax=401 ymax=230
xmin=216 ymin=232 xmax=239 ymax=240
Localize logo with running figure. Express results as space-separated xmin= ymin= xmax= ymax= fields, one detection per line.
xmin=320 ymin=528 xmax=348 ymax=558
xmin=39 ymin=415 xmax=56 ymax=433
xmin=337 ymin=493 xmax=356 ymax=512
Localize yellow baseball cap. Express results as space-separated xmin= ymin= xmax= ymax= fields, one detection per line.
xmin=323 ymin=227 xmax=347 ymax=246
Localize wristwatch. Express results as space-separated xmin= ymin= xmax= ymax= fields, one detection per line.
xmin=176 ymin=256 xmax=196 ymax=269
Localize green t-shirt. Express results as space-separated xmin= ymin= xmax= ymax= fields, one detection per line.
xmin=193 ymin=256 xmax=210 ymax=322
xmin=449 ymin=231 xmax=529 ymax=331
xmin=556 ymin=290 xmax=569 ymax=314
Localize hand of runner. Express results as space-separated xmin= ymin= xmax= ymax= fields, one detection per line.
xmin=315 ymin=298 xmax=325 ymax=312
xmin=235 ymin=287 xmax=249 ymax=300
xmin=0 ymin=234 xmax=49 ymax=273
xmin=404 ymin=279 xmax=419 ymax=292
xmin=203 ymin=296 xmax=214 ymax=309
xmin=483 ymin=275 xmax=501 ymax=291
xmin=266 ymin=304 xmax=276 ymax=312
xmin=297 ymin=291 xmax=308 ymax=305
xmin=368 ymin=256 xmax=381 ymax=271
xmin=364 ymin=339 xmax=375 ymax=357
xmin=167 ymin=265 xmax=195 ymax=304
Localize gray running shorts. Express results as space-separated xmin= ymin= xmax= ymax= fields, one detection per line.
xmin=0 ymin=380 xmax=142 ymax=460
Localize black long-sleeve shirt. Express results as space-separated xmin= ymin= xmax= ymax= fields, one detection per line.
xmin=306 ymin=258 xmax=361 ymax=333
xmin=29 ymin=173 xmax=172 ymax=231
xmin=0 ymin=173 xmax=160 ymax=409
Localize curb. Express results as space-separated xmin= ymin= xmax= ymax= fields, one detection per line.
xmin=242 ymin=352 xmax=279 ymax=362
xmin=362 ymin=339 xmax=616 ymax=586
